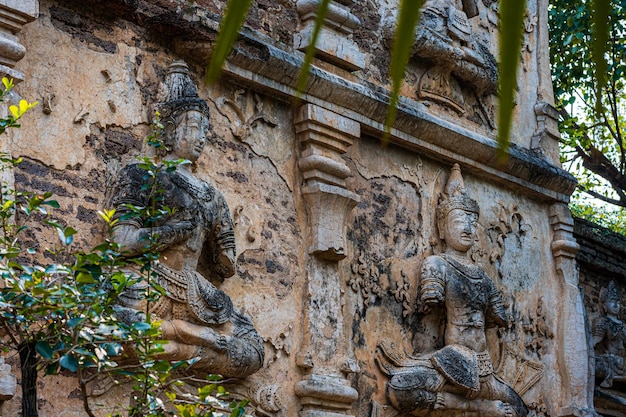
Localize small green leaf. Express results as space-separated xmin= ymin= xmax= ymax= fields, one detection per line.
xmin=76 ymin=272 xmax=96 ymax=284
xmin=384 ymin=0 xmax=425 ymax=143
xmin=60 ymin=354 xmax=78 ymax=372
xmin=67 ymin=317 xmax=84 ymax=328
xmin=2 ymin=78 xmax=12 ymax=91
xmin=36 ymin=341 xmax=54 ymax=360
xmin=132 ymin=321 xmax=151 ymax=331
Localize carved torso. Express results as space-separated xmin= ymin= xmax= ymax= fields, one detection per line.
xmin=594 ymin=316 xmax=626 ymax=357
xmin=420 ymin=254 xmax=507 ymax=352
xmin=111 ymin=163 xmax=235 ymax=276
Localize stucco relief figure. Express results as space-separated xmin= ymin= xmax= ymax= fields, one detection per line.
xmin=109 ymin=61 xmax=264 ymax=378
xmin=412 ymin=0 xmax=497 ymax=117
xmin=378 ymin=164 xmax=527 ymax=417
xmin=593 ymin=281 xmax=626 ymax=389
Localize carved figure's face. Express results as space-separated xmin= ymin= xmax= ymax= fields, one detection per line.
xmin=443 ymin=208 xmax=478 ymax=253
xmin=604 ymin=298 xmax=621 ymax=316
xmin=172 ymin=110 xmax=209 ymax=162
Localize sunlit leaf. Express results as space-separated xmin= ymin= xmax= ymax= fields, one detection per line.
xmin=205 ymin=0 xmax=254 ymax=83
xmin=295 ymin=0 xmax=332 ymax=95
xmin=384 ymin=0 xmax=425 ymax=143
xmin=60 ymin=354 xmax=78 ymax=372
xmin=496 ymin=0 xmax=527 ymax=159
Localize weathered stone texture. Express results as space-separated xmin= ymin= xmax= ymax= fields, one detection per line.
xmin=1 ymin=0 xmax=593 ymax=415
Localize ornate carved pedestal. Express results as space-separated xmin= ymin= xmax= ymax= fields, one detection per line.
xmin=295 ymin=104 xmax=360 ymax=417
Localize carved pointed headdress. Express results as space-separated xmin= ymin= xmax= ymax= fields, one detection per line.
xmin=600 ymin=280 xmax=621 ymax=306
xmin=154 ymin=61 xmax=210 ymax=124
xmin=437 ymin=164 xmax=479 ymax=238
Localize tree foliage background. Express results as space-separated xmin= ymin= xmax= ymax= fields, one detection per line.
xmin=550 ymin=0 xmax=626 ymax=233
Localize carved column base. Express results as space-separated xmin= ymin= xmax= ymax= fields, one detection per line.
xmin=295 ymin=374 xmax=358 ymax=417
xmin=303 ymin=183 xmax=358 ymax=261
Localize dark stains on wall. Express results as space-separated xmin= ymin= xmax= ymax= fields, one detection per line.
xmin=247 ymin=0 xmax=298 ymax=46
xmin=350 ymin=0 xmax=388 ymax=83
xmin=50 ymin=5 xmax=120 ymax=54
xmin=348 ymin=177 xmax=420 ymax=261
xmin=14 ymin=158 xmax=106 ymax=253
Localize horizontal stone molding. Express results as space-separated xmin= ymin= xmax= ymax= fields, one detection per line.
xmin=0 ymin=1 xmax=38 ymax=33
xmin=224 ymin=29 xmax=576 ymax=203
xmin=60 ymin=0 xmax=577 ymax=203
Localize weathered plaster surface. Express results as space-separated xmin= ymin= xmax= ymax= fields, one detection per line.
xmin=2 ymin=0 xmax=593 ymax=416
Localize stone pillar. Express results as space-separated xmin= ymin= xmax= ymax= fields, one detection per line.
xmin=295 ymin=104 xmax=360 ymax=417
xmin=0 ymin=5 xmax=38 ymax=414
xmin=294 ymin=0 xmax=365 ymax=72
xmin=0 ymin=0 xmax=39 ymax=84
xmin=532 ymin=101 xmax=561 ymax=165
xmin=550 ymin=204 xmax=595 ymax=417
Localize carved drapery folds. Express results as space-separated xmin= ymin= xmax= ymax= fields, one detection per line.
xmin=0 ymin=1 xmax=39 ymax=84
xmin=295 ymin=104 xmax=360 ymax=417
xmin=294 ymin=0 xmax=365 ymax=71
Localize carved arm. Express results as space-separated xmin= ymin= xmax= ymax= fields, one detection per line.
xmin=113 ymin=221 xmax=194 ymax=256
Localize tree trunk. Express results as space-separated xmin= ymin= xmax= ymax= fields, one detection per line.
xmin=18 ymin=342 xmax=38 ymax=417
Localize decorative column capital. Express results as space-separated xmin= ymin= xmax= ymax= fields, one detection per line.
xmin=532 ymin=101 xmax=562 ymax=164
xmin=550 ymin=203 xmax=579 ymax=260
xmin=296 ymin=104 xmax=360 ymax=261
xmin=0 ymin=0 xmax=39 ymax=84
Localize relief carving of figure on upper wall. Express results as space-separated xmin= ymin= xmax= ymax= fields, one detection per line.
xmin=593 ymin=281 xmax=626 ymax=390
xmin=377 ymin=164 xmax=527 ymax=417
xmin=107 ymin=61 xmax=264 ymax=378
xmin=385 ymin=0 xmax=498 ymax=122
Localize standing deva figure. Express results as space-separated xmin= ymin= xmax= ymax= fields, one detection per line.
xmin=593 ymin=280 xmax=626 ymax=389
xmin=378 ymin=164 xmax=527 ymax=417
xmin=109 ymin=61 xmax=264 ymax=378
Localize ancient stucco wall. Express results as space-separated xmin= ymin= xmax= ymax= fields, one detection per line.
xmin=1 ymin=0 xmax=594 ymax=416
xmin=574 ymin=219 xmax=626 ymax=416
xmin=576 ymin=217 xmax=626 ymax=338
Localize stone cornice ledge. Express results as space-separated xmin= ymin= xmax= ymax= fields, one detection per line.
xmin=88 ymin=0 xmax=575 ymax=203
xmin=222 ymin=28 xmax=576 ymax=203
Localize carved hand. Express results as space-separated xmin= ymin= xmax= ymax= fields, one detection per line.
xmin=215 ymin=249 xmax=236 ymax=279
xmin=199 ymin=328 xmax=229 ymax=352
xmin=148 ymin=220 xmax=194 ymax=249
xmin=420 ymin=299 xmax=438 ymax=315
